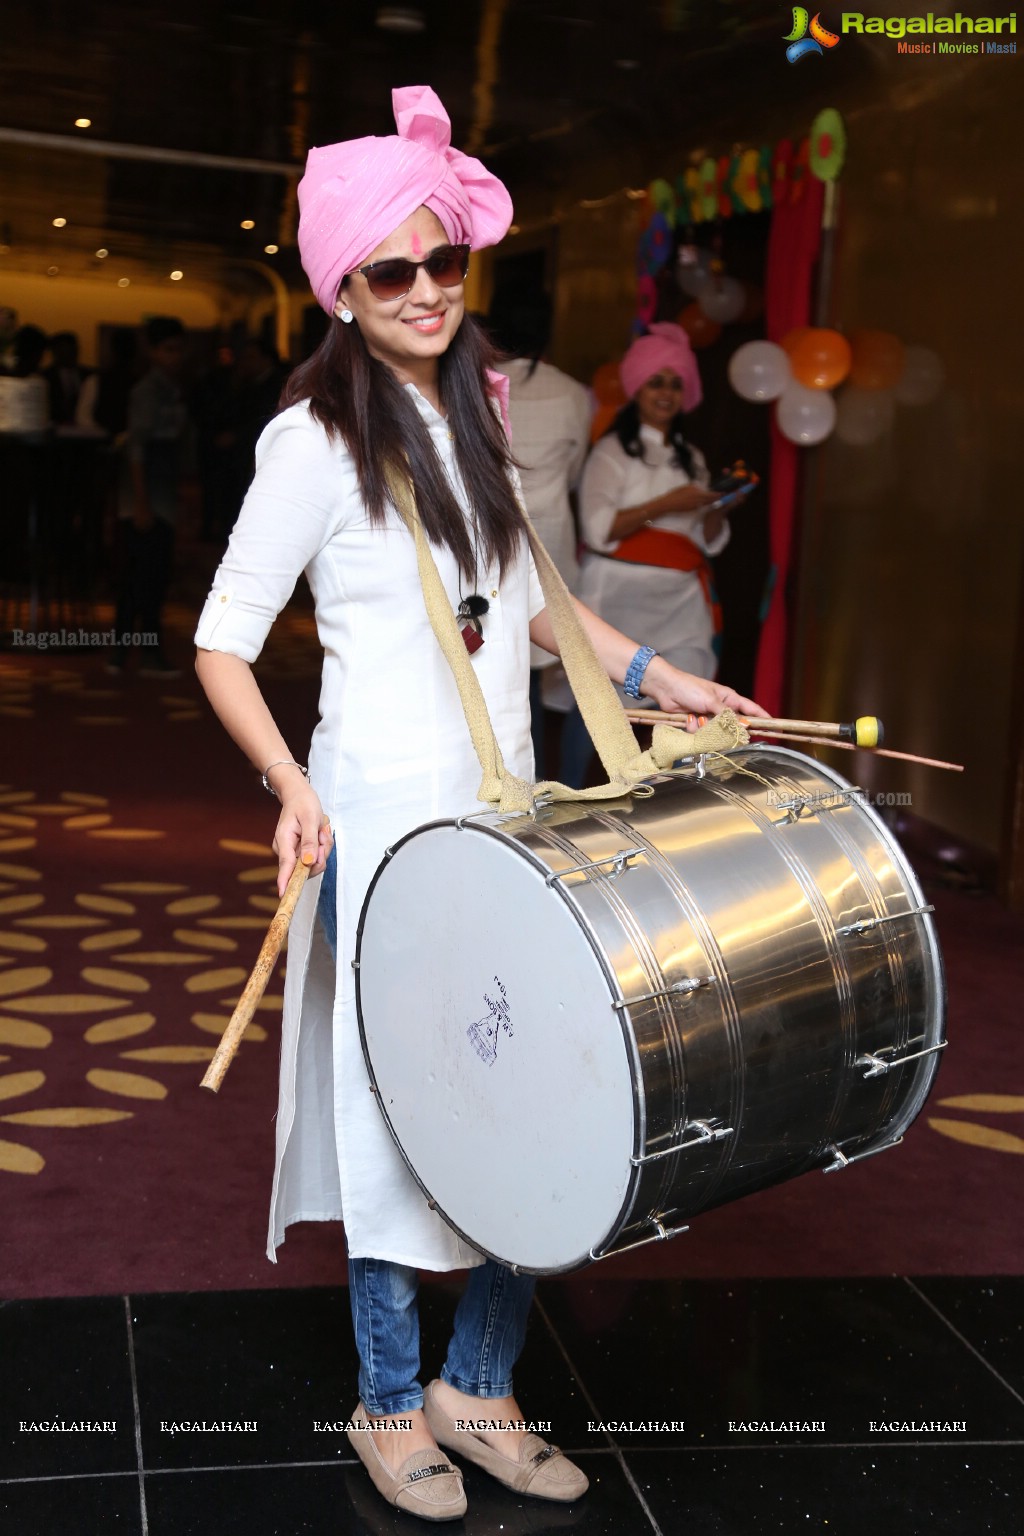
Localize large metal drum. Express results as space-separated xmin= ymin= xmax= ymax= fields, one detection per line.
xmin=355 ymin=746 xmax=946 ymax=1274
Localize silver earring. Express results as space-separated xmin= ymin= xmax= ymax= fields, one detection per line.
xmin=338 ymin=308 xmax=354 ymax=325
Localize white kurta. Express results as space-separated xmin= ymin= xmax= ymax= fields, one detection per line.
xmin=195 ymin=390 xmax=544 ymax=1270
xmin=492 ymin=358 xmax=591 ymax=670
xmin=575 ymin=425 xmax=729 ymax=684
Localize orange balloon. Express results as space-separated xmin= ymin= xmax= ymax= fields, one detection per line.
xmin=677 ymin=303 xmax=722 ymax=350
xmin=849 ymin=329 xmax=906 ymax=391
xmin=788 ymin=328 xmax=852 ymax=390
xmin=591 ymin=362 xmax=627 ymax=407
xmin=781 ymin=326 xmax=813 ymax=356
xmin=590 ymin=402 xmax=619 ymax=443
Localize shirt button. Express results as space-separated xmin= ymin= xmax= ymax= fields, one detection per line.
xmin=491 ymin=589 xmax=498 ymax=598
xmin=219 ymin=594 xmax=228 ymax=603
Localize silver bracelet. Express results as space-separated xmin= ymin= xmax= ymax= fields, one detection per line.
xmin=261 ymin=760 xmax=309 ymax=798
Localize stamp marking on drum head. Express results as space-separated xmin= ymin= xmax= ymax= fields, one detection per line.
xmin=466 ymin=974 xmax=513 ymax=1065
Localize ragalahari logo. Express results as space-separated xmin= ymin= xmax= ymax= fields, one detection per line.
xmin=784 ymin=8 xmax=841 ymax=61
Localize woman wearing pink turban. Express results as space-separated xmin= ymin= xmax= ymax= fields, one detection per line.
xmin=195 ymin=89 xmax=759 ymax=1520
xmin=566 ymin=325 xmax=730 ymax=784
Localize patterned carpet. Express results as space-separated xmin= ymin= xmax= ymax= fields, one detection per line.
xmin=1 ymin=622 xmax=1022 ymax=1298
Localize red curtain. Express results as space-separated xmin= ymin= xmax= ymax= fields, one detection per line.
xmin=753 ymin=150 xmax=825 ymax=714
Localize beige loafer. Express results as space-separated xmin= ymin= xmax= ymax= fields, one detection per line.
xmin=346 ymin=1403 xmax=467 ymax=1521
xmin=423 ymin=1381 xmax=589 ymax=1503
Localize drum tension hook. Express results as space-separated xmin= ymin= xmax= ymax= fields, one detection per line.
xmin=823 ymin=1136 xmax=904 ymax=1173
xmin=545 ymin=847 xmax=645 ymax=885
xmin=837 ymin=904 xmax=935 ymax=937
xmin=856 ymin=1040 xmax=947 ymax=1079
xmin=589 ymin=1215 xmax=690 ymax=1262
xmin=613 ymin=976 xmax=714 ymax=1011
xmin=631 ymin=1118 xmax=733 ymax=1164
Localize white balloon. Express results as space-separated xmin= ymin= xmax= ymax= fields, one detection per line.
xmin=676 ymin=246 xmax=713 ymax=298
xmin=776 ymin=382 xmax=836 ymax=446
xmin=728 ymin=341 xmax=791 ymax=403
xmin=894 ymin=345 xmax=944 ymax=407
xmin=698 ymin=276 xmax=746 ymax=324
xmin=835 ymin=386 xmax=895 ymax=446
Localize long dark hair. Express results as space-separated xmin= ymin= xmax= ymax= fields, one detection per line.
xmin=607 ymin=400 xmax=697 ymax=480
xmin=281 ymin=311 xmax=525 ymax=579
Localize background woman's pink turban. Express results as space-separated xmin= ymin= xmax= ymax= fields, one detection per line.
xmin=297 ymin=86 xmax=513 ymax=314
xmin=619 ymin=323 xmax=703 ymax=414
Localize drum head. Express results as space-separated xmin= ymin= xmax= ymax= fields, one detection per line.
xmin=356 ymin=821 xmax=636 ymax=1272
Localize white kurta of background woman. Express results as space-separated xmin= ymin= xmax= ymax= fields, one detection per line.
xmin=576 ymin=423 xmax=729 ymax=685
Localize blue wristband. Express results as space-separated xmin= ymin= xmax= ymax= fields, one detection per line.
xmin=624 ymin=645 xmax=658 ymax=699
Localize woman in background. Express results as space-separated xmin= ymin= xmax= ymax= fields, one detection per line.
xmin=565 ymin=322 xmax=728 ymax=785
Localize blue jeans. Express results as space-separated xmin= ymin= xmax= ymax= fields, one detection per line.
xmin=318 ymin=847 xmax=536 ymax=1417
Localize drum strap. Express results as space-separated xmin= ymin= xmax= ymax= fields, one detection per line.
xmin=384 ymin=464 xmax=747 ymax=812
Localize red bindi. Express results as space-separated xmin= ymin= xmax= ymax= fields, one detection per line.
xmin=411 ymin=233 xmax=423 ymax=256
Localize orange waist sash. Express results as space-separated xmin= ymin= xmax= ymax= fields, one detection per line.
xmin=606 ymin=528 xmax=722 ymax=635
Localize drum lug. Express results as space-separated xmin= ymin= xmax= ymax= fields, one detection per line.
xmin=771 ymin=786 xmax=865 ymax=826
xmin=822 ymin=1136 xmax=904 ymax=1173
xmin=589 ymin=1214 xmax=690 ymax=1263
xmin=856 ymin=1039 xmax=947 ymax=1079
xmin=836 ymin=903 xmax=935 ymax=936
xmin=545 ymin=847 xmax=645 ymax=885
xmin=613 ymin=975 xmax=714 ymax=1011
xmin=631 ymin=1117 xmax=733 ymax=1164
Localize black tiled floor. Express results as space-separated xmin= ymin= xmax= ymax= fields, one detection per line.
xmin=628 ymin=1444 xmax=1022 ymax=1536
xmin=911 ymin=1277 xmax=1024 ymax=1399
xmin=0 ymin=1474 xmax=143 ymax=1536
xmin=0 ymin=1296 xmax=138 ymax=1479
xmin=536 ymin=1276 xmax=1024 ymax=1448
xmin=2 ymin=1279 xmax=1022 ymax=1535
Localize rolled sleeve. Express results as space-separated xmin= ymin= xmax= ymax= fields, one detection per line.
xmin=579 ymin=438 xmax=627 ymax=552
xmin=195 ymin=405 xmax=346 ymax=663
xmin=526 ymin=548 xmax=545 ymax=620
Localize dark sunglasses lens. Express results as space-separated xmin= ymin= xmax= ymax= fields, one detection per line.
xmin=365 ymin=260 xmax=416 ymax=300
xmin=425 ymin=245 xmax=470 ymax=287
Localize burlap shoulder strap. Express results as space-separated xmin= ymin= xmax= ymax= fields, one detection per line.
xmin=384 ymin=465 xmax=747 ymax=813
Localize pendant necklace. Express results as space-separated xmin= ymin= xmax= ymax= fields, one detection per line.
xmin=456 ymin=497 xmax=489 ymax=654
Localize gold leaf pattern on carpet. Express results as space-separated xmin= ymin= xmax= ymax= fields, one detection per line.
xmin=86 ymin=1069 xmax=168 ymax=1100
xmin=0 ymin=783 xmax=284 ymax=1176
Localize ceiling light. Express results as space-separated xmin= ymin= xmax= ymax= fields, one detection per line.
xmin=0 ymin=245 xmax=10 ymax=255
xmin=264 ymin=243 xmax=279 ymax=255
xmin=240 ymin=219 xmax=255 ymax=230
xmin=117 ymin=277 xmax=130 ymax=288
xmin=96 ymin=248 xmax=109 ymax=259
xmin=52 ymin=217 xmax=67 ymax=228
xmin=46 ymin=266 xmax=59 ymax=276
xmin=75 ymin=117 xmax=92 ymax=129
xmin=375 ymin=7 xmax=426 ymax=32
xmin=170 ymin=270 xmax=183 ymax=281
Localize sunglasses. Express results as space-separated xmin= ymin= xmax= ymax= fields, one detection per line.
xmin=350 ymin=243 xmax=471 ymax=302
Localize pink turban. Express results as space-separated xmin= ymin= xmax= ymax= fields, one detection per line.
xmin=619 ymin=323 xmax=703 ymax=414
xmin=297 ymin=86 xmax=513 ymax=314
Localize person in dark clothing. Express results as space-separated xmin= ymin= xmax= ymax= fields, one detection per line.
xmin=108 ymin=317 xmax=195 ymax=677
xmin=43 ymin=331 xmax=90 ymax=425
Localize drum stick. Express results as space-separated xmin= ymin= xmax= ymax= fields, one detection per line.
xmin=747 ymin=731 xmax=964 ymax=773
xmin=623 ymin=713 xmax=963 ymax=773
xmin=200 ymin=842 xmax=322 ymax=1095
xmin=628 ymin=708 xmax=883 ymax=747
